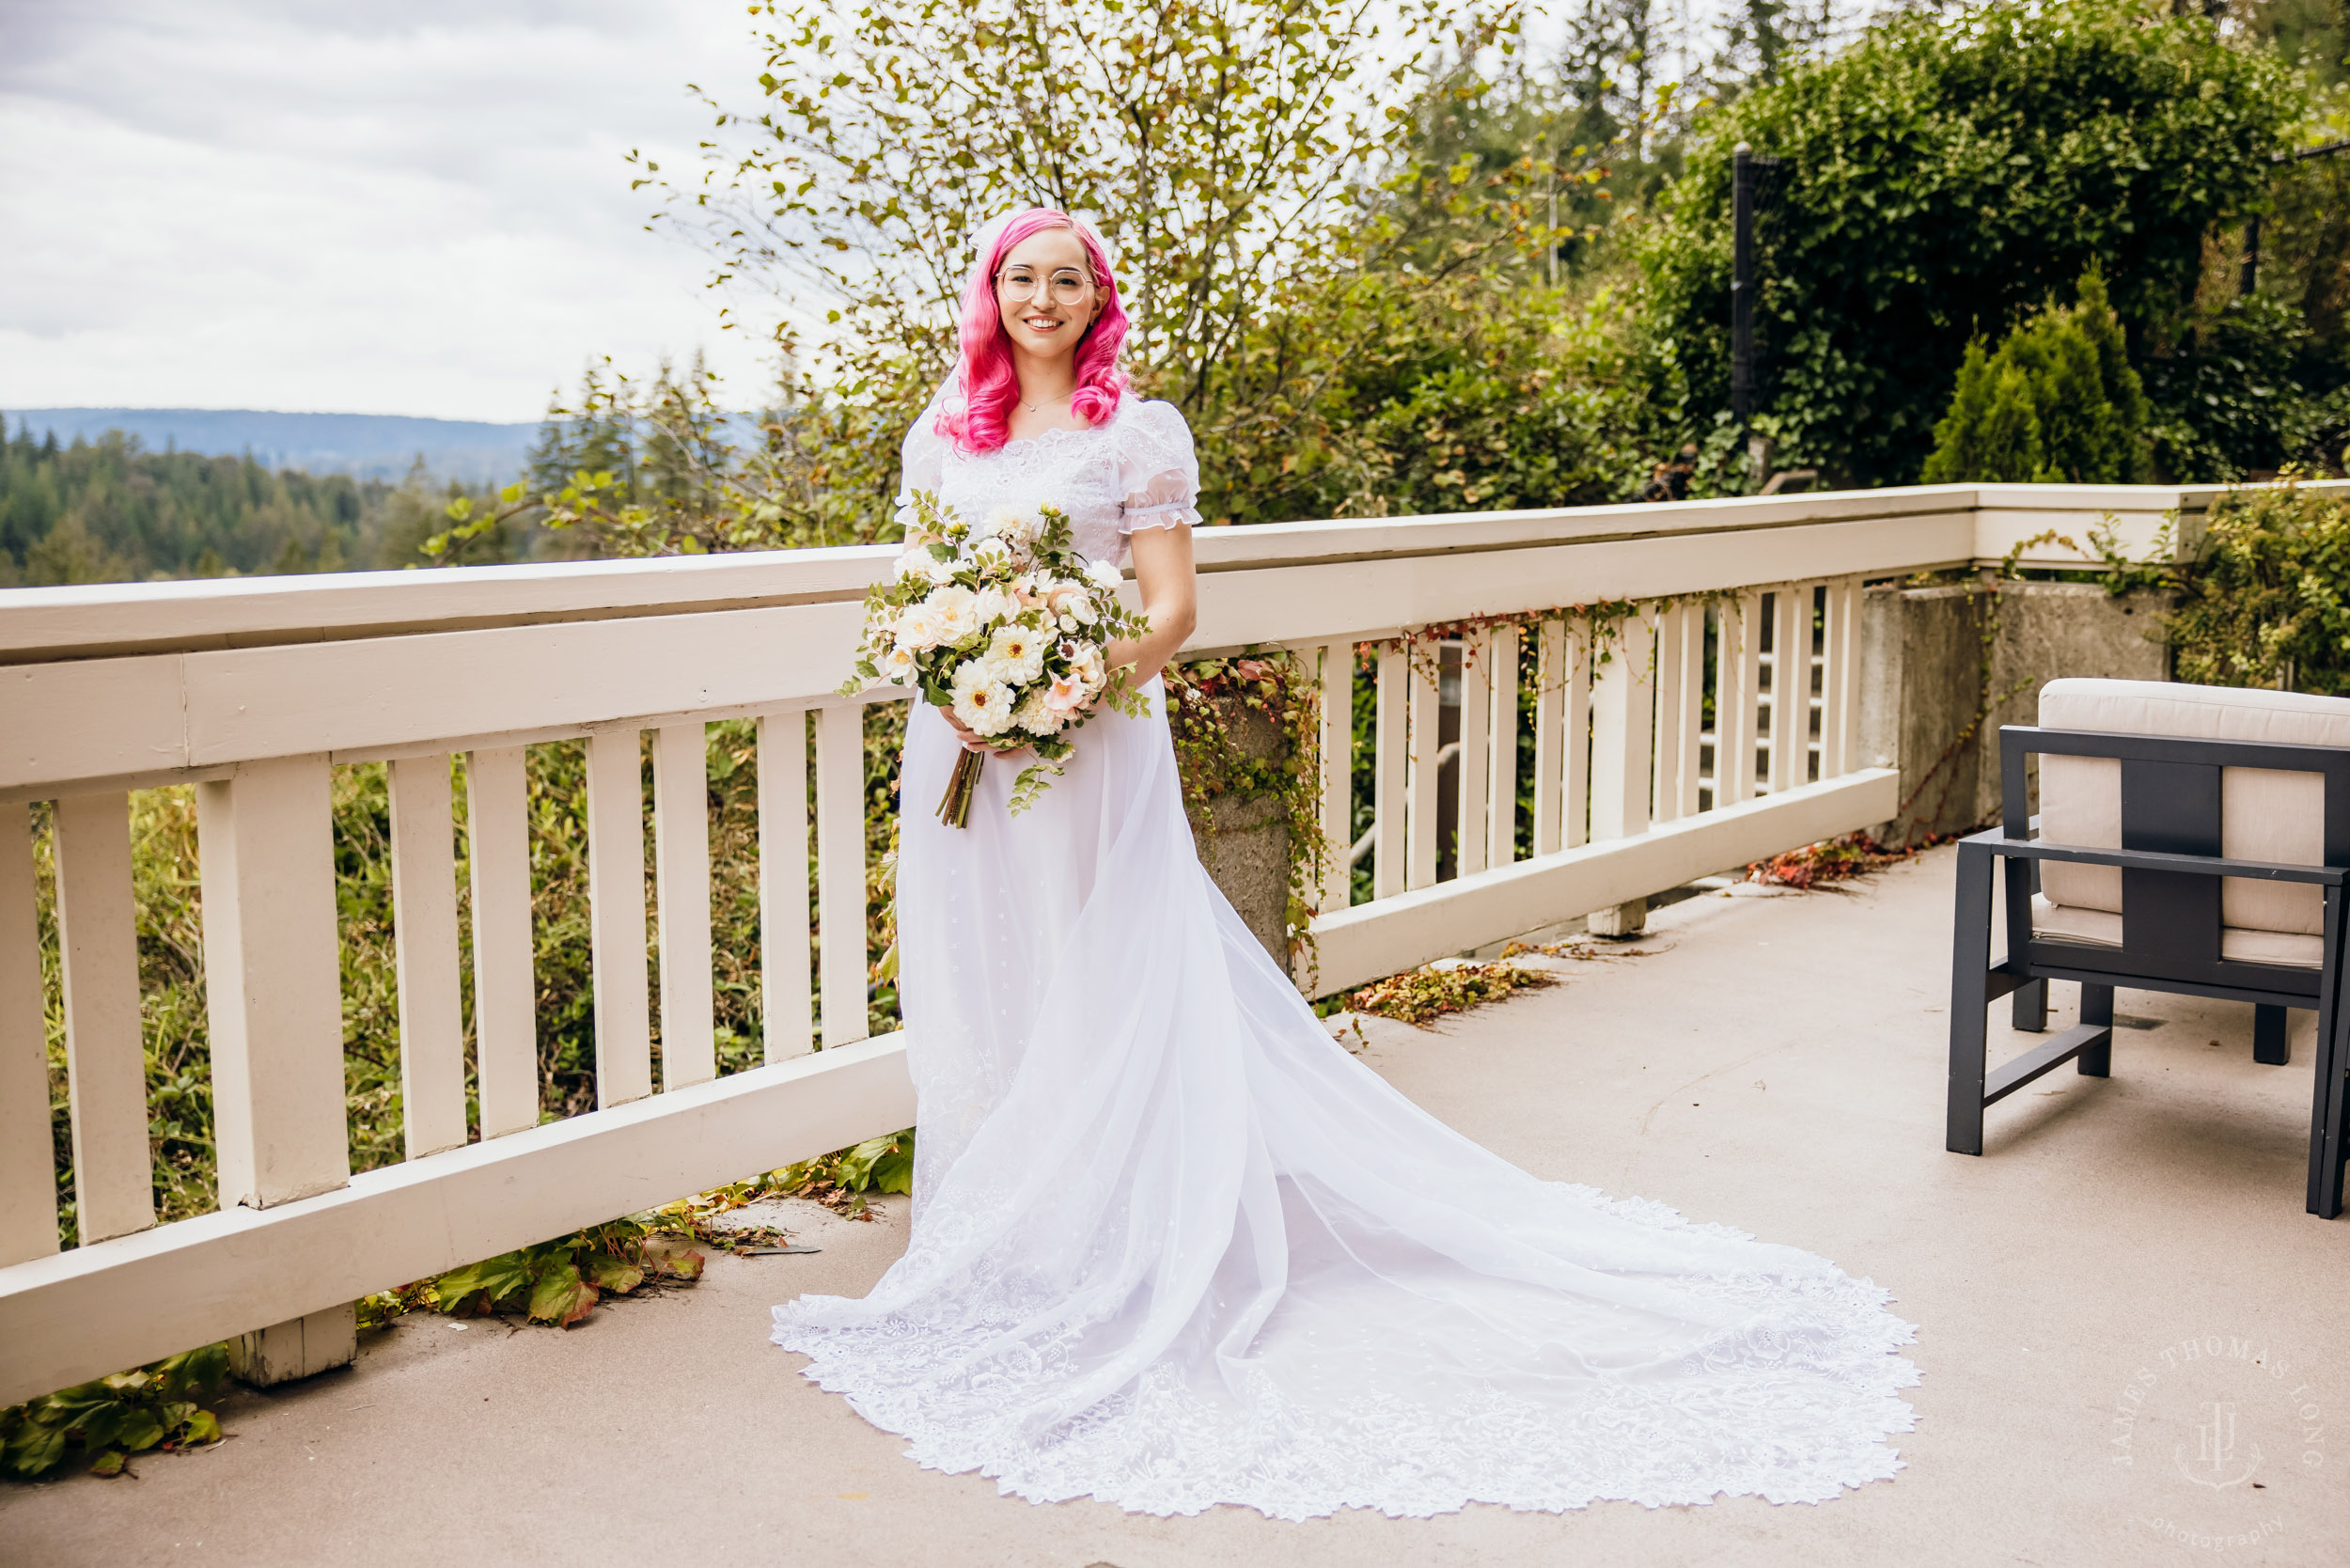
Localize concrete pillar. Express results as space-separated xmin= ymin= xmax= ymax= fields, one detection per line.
xmin=1860 ymin=581 xmax=2170 ymax=845
xmin=1183 ymin=693 xmax=1293 ymax=965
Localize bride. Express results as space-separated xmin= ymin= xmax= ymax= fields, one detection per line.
xmin=771 ymin=207 xmax=1919 ymax=1521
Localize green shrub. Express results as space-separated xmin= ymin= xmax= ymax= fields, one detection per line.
xmin=1921 ymin=271 xmax=2150 ymax=484
xmin=2142 ymin=293 xmax=2350 ymax=481
xmin=2170 ymin=479 xmax=2350 ymax=693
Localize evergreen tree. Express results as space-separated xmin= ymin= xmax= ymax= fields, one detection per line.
xmin=0 ymin=419 xmax=496 ymax=584
xmin=1921 ymin=270 xmax=2152 ymax=483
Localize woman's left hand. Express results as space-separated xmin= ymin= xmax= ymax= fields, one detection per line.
xmin=941 ymin=706 xmax=1029 ymax=759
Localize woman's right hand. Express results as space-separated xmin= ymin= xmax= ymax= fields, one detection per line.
xmin=941 ymin=708 xmax=993 ymax=755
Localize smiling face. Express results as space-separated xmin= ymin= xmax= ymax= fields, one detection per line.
xmin=995 ymin=225 xmax=1099 ymax=366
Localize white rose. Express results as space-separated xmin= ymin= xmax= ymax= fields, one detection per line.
xmin=926 ymin=585 xmax=980 ymax=646
xmin=984 ymin=623 xmax=1046 ymax=683
xmin=1058 ymin=613 xmax=1078 ymax=633
xmin=1085 ymin=558 xmax=1122 ymax=588
xmin=893 ymin=546 xmax=932 ymax=581
xmin=1067 ymin=595 xmax=1100 ymax=627
xmin=975 ymin=507 xmax=1021 ymax=541
xmin=880 ymin=645 xmax=918 ymax=684
xmin=949 ymin=663 xmax=1017 ymax=736
xmin=972 ymin=586 xmax=1018 ymax=626
xmin=895 ymin=603 xmax=946 ymax=651
xmin=921 ymin=554 xmax=959 ymax=586
xmin=1073 ymin=646 xmax=1106 ymax=689
xmin=970 ymin=536 xmax=1014 ymax=574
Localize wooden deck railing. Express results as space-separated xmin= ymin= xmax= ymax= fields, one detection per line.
xmin=0 ymin=480 xmax=2206 ymax=1403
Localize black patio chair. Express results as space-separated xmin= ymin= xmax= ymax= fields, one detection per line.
xmin=1946 ymin=680 xmax=2350 ymax=1218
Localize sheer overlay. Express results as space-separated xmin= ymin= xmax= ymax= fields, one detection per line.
xmin=772 ymin=386 xmax=1919 ymax=1520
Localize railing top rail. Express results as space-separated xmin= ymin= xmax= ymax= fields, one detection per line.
xmin=0 ymin=480 xmax=2248 ymax=666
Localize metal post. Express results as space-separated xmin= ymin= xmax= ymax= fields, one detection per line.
xmin=1731 ymin=142 xmax=1756 ymax=424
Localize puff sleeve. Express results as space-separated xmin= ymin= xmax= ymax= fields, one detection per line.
xmin=1116 ymin=399 xmax=1202 ymax=534
xmin=894 ymin=381 xmax=955 ymax=532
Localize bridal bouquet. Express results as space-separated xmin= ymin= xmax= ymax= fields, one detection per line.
xmin=840 ymin=493 xmax=1152 ymax=825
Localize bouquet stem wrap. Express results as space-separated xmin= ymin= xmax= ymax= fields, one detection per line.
xmin=938 ymin=748 xmax=985 ymax=828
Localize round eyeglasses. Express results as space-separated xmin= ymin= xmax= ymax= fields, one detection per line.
xmin=995 ymin=266 xmax=1094 ymax=307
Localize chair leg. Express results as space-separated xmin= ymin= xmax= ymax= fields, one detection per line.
xmin=2315 ymin=999 xmax=2348 ymax=1219
xmin=2311 ymin=890 xmax=2347 ymax=1219
xmin=2077 ymin=982 xmax=2113 ymax=1077
xmin=1948 ymin=843 xmax=1995 ymax=1155
xmin=2012 ymin=978 xmax=2047 ymax=1033
xmin=2254 ymin=1004 xmax=2291 ymax=1066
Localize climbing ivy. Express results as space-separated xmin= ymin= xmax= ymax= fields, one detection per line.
xmin=0 ymin=1342 xmax=227 ymax=1480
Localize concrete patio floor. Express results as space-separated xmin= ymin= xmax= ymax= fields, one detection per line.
xmin=5 ymin=844 xmax=2346 ymax=1567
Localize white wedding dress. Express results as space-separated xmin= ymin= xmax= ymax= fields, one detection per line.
xmin=771 ymin=386 xmax=1919 ymax=1520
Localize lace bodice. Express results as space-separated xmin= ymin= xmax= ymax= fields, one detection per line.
xmin=898 ymin=382 xmax=1202 ymax=568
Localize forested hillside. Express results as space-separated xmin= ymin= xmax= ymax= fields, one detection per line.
xmin=0 ymin=424 xmax=490 ymax=586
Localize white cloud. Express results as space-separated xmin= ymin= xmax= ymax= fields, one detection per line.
xmin=0 ymin=0 xmax=776 ymax=421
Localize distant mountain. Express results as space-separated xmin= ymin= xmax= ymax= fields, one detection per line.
xmin=4 ymin=408 xmax=540 ymax=485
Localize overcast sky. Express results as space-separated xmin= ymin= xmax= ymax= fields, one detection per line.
xmin=0 ymin=0 xmax=774 ymax=423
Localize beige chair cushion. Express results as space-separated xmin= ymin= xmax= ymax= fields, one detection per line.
xmin=2033 ymin=678 xmax=2350 ymax=960
xmin=2030 ymin=893 xmax=2325 ymax=968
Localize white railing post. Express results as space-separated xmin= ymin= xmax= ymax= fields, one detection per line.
xmin=1822 ymin=575 xmax=1859 ymax=778
xmin=756 ymin=710 xmax=815 ymax=1061
xmin=196 ymin=757 xmax=357 ymax=1386
xmin=1766 ymin=587 xmax=1808 ymax=796
xmin=1720 ymin=591 xmax=1764 ymax=807
xmin=652 ymin=723 xmax=716 ymax=1089
xmin=1652 ymin=604 xmax=1687 ymax=825
xmin=1456 ymin=629 xmax=1492 ymax=878
xmin=1316 ymin=642 xmax=1353 ymax=913
xmin=1405 ymin=645 xmax=1441 ymax=889
xmin=1587 ymin=610 xmax=1656 ymax=936
xmin=0 ymin=802 xmax=57 ymax=1266
xmin=1590 ymin=610 xmax=1656 ymax=843
xmin=1486 ymin=626 xmax=1521 ymax=868
xmin=1670 ymin=603 xmax=1708 ymax=821
xmin=815 ymin=703 xmax=870 ymax=1049
xmin=1531 ymin=620 xmax=1566 ymax=857
xmin=1563 ymin=622 xmax=1592 ymax=850
xmin=54 ymin=792 xmax=154 ymax=1245
xmin=583 ymin=730 xmax=654 ymax=1107
xmin=463 ymin=746 xmax=540 ymax=1138
xmin=1373 ymin=645 xmax=1407 ymax=900
xmin=196 ymin=760 xmax=351 ymax=1208
xmin=387 ymin=756 xmax=468 ymax=1159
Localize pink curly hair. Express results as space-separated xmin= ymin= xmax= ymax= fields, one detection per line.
xmin=939 ymin=208 xmax=1130 ymax=453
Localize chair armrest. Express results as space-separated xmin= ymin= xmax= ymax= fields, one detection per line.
xmin=1960 ymin=826 xmax=2347 ymax=886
